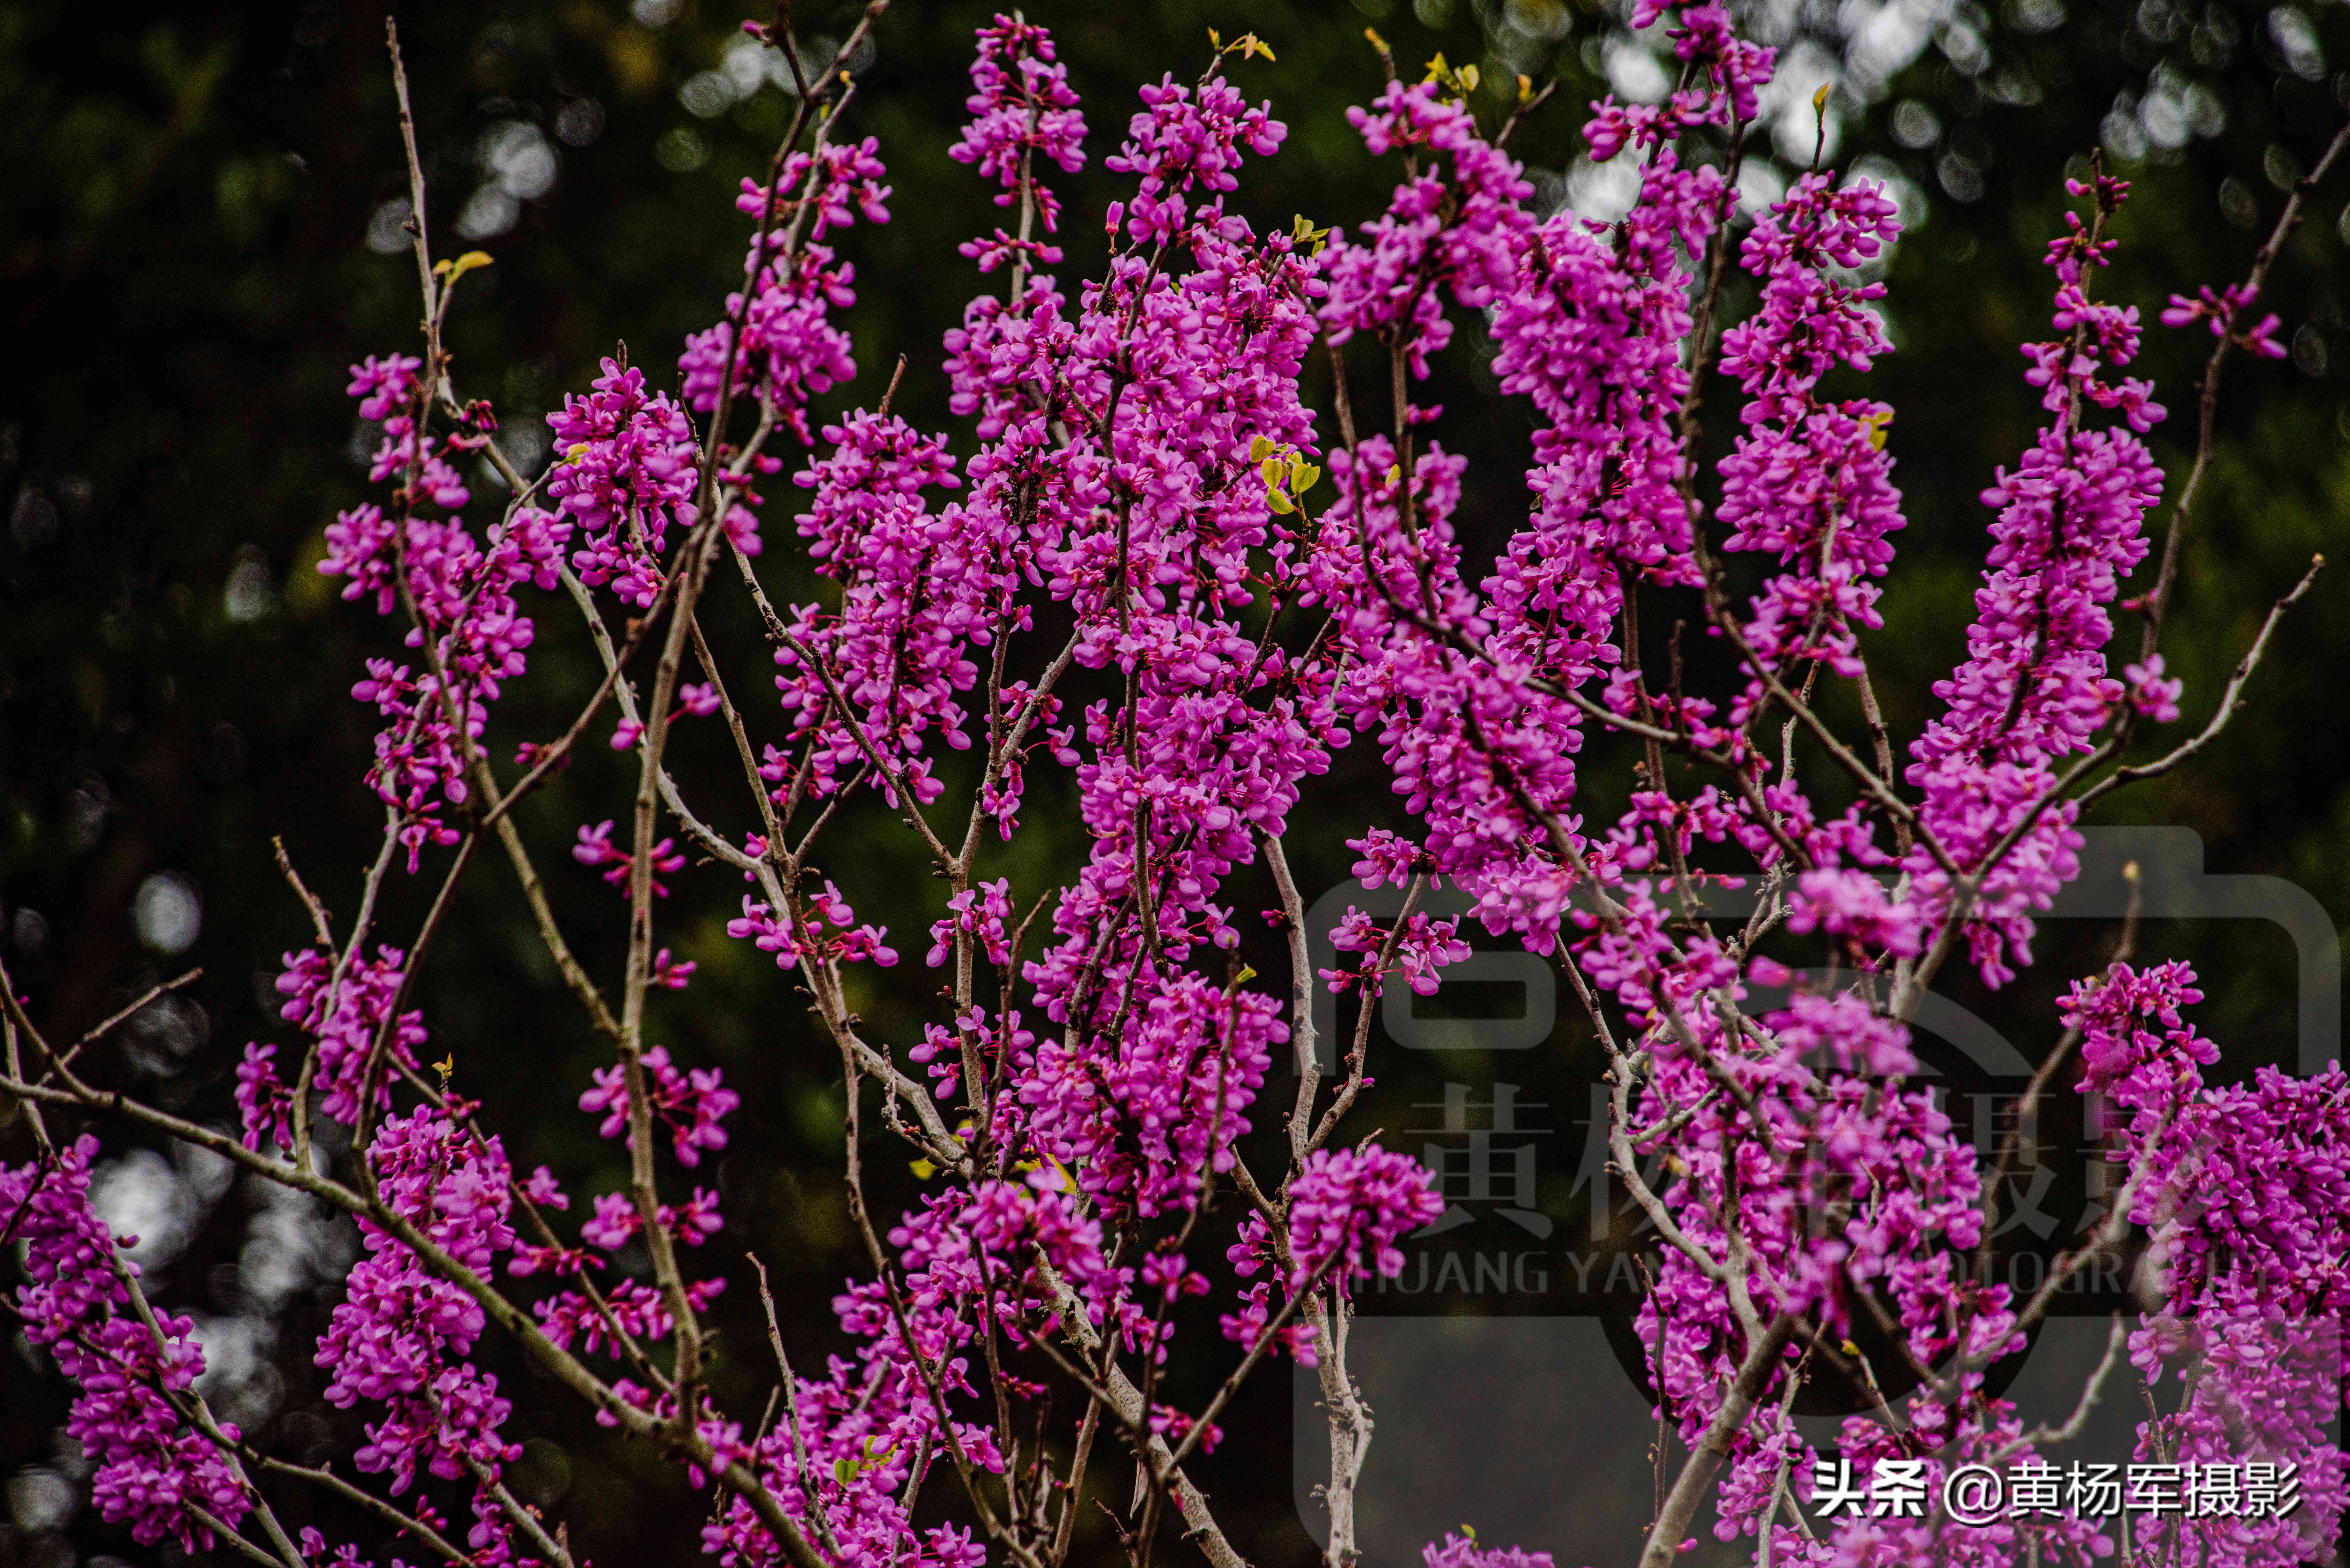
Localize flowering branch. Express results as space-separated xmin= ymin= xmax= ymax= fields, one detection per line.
xmin=8 ymin=14 xmax=2346 ymax=1568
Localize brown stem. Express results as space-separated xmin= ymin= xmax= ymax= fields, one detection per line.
xmin=1638 ymin=1315 xmax=1796 ymax=1568
xmin=2135 ymin=118 xmax=2350 ymax=665
xmin=34 ymin=967 xmax=201 ymax=1087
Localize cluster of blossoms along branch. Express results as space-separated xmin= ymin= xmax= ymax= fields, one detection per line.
xmin=4 ymin=8 xmax=2345 ymax=1568
xmin=1 ymin=1138 xmax=249 ymax=1552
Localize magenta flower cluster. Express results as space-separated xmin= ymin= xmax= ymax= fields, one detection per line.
xmin=236 ymin=943 xmax=425 ymax=1143
xmin=2 ymin=1137 xmax=248 ymax=1553
xmin=948 ymin=13 xmax=1087 ymax=269
xmin=544 ymin=357 xmax=711 ymax=608
xmin=1903 ymin=176 xmax=2168 ymax=986
xmin=5 ymin=10 xmax=2339 ymax=1568
xmin=326 ymin=352 xmax=571 ymax=870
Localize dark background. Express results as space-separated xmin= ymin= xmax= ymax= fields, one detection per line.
xmin=3 ymin=0 xmax=2348 ymax=1564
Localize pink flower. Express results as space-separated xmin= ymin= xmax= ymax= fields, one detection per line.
xmin=1285 ymin=1146 xmax=1443 ymax=1290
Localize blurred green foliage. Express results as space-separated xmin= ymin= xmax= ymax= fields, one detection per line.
xmin=2 ymin=0 xmax=2347 ymax=1563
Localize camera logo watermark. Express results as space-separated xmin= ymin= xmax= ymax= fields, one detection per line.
xmin=1289 ymin=827 xmax=2341 ymax=1563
